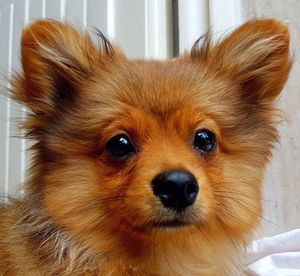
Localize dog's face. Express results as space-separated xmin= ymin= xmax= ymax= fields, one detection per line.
xmin=15 ymin=19 xmax=290 ymax=257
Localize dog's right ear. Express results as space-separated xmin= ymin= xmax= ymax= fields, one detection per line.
xmin=191 ymin=19 xmax=291 ymax=104
xmin=15 ymin=19 xmax=114 ymax=115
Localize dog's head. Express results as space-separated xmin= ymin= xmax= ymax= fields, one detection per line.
xmin=14 ymin=19 xmax=291 ymax=259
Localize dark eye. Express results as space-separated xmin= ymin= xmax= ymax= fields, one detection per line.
xmin=193 ymin=129 xmax=216 ymax=153
xmin=106 ymin=134 xmax=135 ymax=158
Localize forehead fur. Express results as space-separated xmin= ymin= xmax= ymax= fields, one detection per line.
xmin=83 ymin=58 xmax=238 ymax=121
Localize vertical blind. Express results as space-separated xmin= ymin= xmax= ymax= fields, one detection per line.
xmin=0 ymin=0 xmax=241 ymax=196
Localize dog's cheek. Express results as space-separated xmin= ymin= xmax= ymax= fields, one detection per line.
xmin=213 ymin=158 xmax=262 ymax=234
xmin=42 ymin=158 xmax=120 ymax=235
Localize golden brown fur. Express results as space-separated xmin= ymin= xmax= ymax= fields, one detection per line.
xmin=0 ymin=19 xmax=291 ymax=275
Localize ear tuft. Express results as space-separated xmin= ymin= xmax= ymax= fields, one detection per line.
xmin=190 ymin=31 xmax=213 ymax=61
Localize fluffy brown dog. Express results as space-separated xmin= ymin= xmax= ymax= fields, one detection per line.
xmin=0 ymin=18 xmax=291 ymax=275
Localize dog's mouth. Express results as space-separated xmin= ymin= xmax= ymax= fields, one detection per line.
xmin=151 ymin=218 xmax=191 ymax=228
xmin=121 ymin=206 xmax=201 ymax=233
xmin=148 ymin=207 xmax=201 ymax=229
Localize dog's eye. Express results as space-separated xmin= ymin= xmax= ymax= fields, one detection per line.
xmin=193 ymin=129 xmax=216 ymax=153
xmin=106 ymin=134 xmax=135 ymax=158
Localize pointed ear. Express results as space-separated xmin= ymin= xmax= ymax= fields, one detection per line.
xmin=17 ymin=19 xmax=114 ymax=115
xmin=192 ymin=19 xmax=292 ymax=103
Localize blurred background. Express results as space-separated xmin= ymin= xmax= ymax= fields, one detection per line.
xmin=0 ymin=0 xmax=299 ymax=238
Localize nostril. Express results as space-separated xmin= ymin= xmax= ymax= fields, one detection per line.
xmin=152 ymin=176 xmax=176 ymax=204
xmin=152 ymin=170 xmax=199 ymax=211
xmin=153 ymin=173 xmax=171 ymax=196
xmin=185 ymin=182 xmax=199 ymax=204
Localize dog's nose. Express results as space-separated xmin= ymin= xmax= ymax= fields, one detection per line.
xmin=152 ymin=170 xmax=199 ymax=212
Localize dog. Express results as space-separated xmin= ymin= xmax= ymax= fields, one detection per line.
xmin=0 ymin=18 xmax=291 ymax=275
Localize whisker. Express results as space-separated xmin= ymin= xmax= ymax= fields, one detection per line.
xmin=214 ymin=188 xmax=275 ymax=203
xmin=214 ymin=193 xmax=280 ymax=227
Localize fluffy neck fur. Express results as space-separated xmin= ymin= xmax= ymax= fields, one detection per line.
xmin=12 ymin=193 xmax=248 ymax=275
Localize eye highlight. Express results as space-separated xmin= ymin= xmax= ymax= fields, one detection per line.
xmin=106 ymin=134 xmax=135 ymax=158
xmin=193 ymin=129 xmax=216 ymax=154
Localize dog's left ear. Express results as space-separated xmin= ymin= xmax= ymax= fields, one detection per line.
xmin=192 ymin=19 xmax=292 ymax=103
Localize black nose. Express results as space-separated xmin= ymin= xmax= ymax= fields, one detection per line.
xmin=152 ymin=170 xmax=199 ymax=212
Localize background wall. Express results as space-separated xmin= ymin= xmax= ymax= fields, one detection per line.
xmin=241 ymin=0 xmax=300 ymax=237
xmin=0 ymin=0 xmax=299 ymax=237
